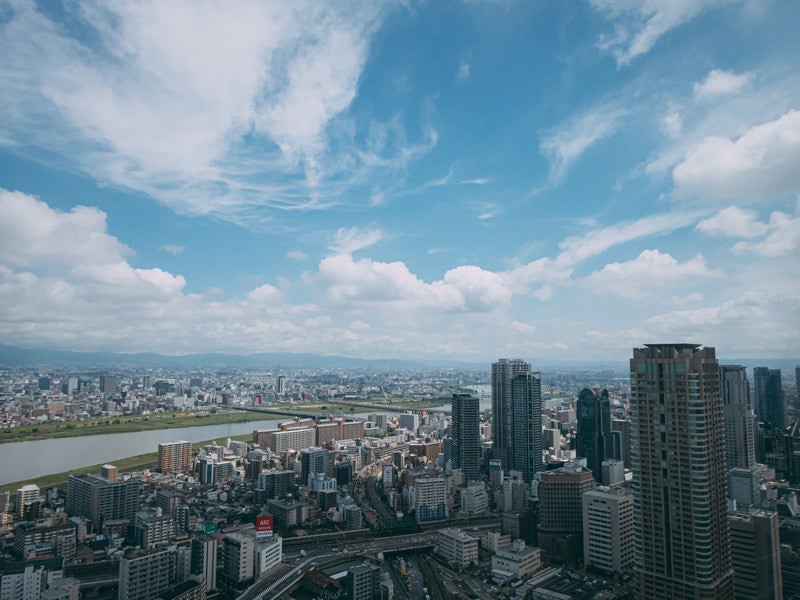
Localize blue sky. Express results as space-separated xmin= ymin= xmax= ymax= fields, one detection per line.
xmin=0 ymin=0 xmax=798 ymax=361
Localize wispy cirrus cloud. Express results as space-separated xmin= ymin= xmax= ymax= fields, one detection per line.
xmin=0 ymin=1 xmax=440 ymax=227
xmin=539 ymin=104 xmax=627 ymax=185
xmin=590 ymin=0 xmax=742 ymax=66
xmin=329 ymin=226 xmax=383 ymax=254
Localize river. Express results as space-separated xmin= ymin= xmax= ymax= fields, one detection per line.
xmin=0 ymin=414 xmax=372 ymax=486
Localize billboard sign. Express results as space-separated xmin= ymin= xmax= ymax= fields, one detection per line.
xmin=203 ymin=522 xmax=218 ymax=535
xmin=256 ymin=514 xmax=273 ymax=537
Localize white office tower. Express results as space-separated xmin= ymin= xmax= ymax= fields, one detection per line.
xmin=15 ymin=484 xmax=40 ymax=518
xmin=254 ymin=535 xmax=283 ymax=578
xmin=412 ymin=477 xmax=448 ymax=523
xmin=582 ymin=486 xmax=635 ymax=574
xmin=460 ymin=482 xmax=489 ymax=515
xmin=437 ymin=528 xmax=479 ymax=569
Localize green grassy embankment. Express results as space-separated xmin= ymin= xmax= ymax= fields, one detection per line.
xmin=0 ymin=410 xmax=271 ymax=445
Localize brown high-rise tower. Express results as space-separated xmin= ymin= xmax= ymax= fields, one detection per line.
xmin=630 ymin=344 xmax=733 ymax=599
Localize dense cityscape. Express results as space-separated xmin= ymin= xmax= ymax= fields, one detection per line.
xmin=0 ymin=348 xmax=797 ymax=599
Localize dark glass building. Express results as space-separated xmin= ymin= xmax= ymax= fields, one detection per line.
xmin=576 ymin=388 xmax=615 ymax=480
xmin=451 ymin=393 xmax=481 ymax=481
xmin=511 ymin=371 xmax=543 ymax=483
xmin=754 ymin=367 xmax=785 ymax=429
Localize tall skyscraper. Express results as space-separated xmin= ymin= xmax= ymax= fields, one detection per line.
xmin=511 ymin=371 xmax=543 ymax=482
xmin=754 ymin=367 xmax=784 ymax=429
xmin=492 ymin=358 xmax=530 ymax=470
xmin=576 ymin=388 xmax=614 ymax=480
xmin=630 ymin=344 xmax=733 ymax=599
xmin=721 ymin=366 xmax=756 ymax=470
xmin=451 ymin=393 xmax=481 ymax=481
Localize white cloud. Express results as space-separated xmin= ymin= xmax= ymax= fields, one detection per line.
xmin=590 ymin=0 xmax=739 ymax=66
xmin=160 ymin=244 xmax=185 ymax=255
xmin=555 ymin=210 xmax=701 ymax=266
xmin=330 ymin=226 xmax=383 ymax=254
xmin=315 ymin=254 xmax=511 ymax=312
xmin=0 ymin=188 xmax=129 ymax=268
xmin=478 ymin=203 xmax=501 ymax=220
xmin=644 ymin=291 xmax=772 ymax=333
xmin=586 ymin=249 xmax=717 ymax=298
xmin=670 ymin=292 xmax=704 ymax=305
xmin=286 ymin=249 xmax=309 ymax=261
xmin=246 ymin=284 xmax=283 ymax=304
xmin=696 ymin=206 xmax=769 ymax=238
xmin=732 ymin=210 xmax=800 ymax=256
xmin=673 ymin=110 xmax=800 ymax=201
xmin=0 ymin=1 xmax=414 ymax=225
xmin=540 ymin=104 xmax=626 ymax=184
xmin=693 ymin=69 xmax=753 ymax=100
xmin=661 ymin=111 xmax=683 ymax=139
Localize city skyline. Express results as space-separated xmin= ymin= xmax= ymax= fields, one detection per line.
xmin=0 ymin=2 xmax=798 ymax=362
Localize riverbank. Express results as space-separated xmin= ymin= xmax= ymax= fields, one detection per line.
xmin=1 ymin=397 xmax=451 ymax=446
xmin=0 ymin=433 xmax=252 ymax=494
xmin=0 ymin=410 xmax=273 ymax=445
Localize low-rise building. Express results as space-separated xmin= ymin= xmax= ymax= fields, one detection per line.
xmin=437 ymin=528 xmax=478 ymax=569
xmin=492 ymin=539 xmax=542 ymax=580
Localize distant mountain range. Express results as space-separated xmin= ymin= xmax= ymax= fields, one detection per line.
xmin=0 ymin=344 xmax=795 ymax=374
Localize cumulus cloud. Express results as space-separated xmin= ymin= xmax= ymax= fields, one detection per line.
xmin=693 ymin=69 xmax=753 ymax=100
xmin=586 ymin=249 xmax=717 ymax=298
xmin=732 ymin=210 xmax=800 ymax=256
xmin=696 ymin=206 xmax=769 ymax=238
xmin=315 ymin=254 xmax=511 ymax=312
xmin=645 ymin=292 xmax=773 ymax=333
xmin=0 ymin=189 xmax=130 ymax=268
xmin=591 ymin=0 xmax=739 ymax=66
xmin=540 ymin=104 xmax=626 ymax=185
xmin=246 ymin=284 xmax=283 ymax=304
xmin=673 ymin=110 xmax=800 ymax=201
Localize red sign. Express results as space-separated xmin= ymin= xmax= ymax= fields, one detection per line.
xmin=256 ymin=515 xmax=273 ymax=534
